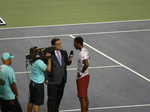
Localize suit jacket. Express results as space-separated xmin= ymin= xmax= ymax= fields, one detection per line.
xmin=45 ymin=49 xmax=71 ymax=85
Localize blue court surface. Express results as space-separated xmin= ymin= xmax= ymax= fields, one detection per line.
xmin=0 ymin=19 xmax=150 ymax=112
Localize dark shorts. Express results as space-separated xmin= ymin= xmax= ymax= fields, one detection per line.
xmin=29 ymin=81 xmax=44 ymax=105
xmin=76 ymin=74 xmax=90 ymax=97
xmin=0 ymin=97 xmax=22 ymax=112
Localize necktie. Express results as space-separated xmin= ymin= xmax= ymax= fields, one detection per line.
xmin=57 ymin=51 xmax=62 ymax=65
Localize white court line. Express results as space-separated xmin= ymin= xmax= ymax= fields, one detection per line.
xmin=0 ymin=28 xmax=150 ymax=41
xmin=0 ymin=19 xmax=150 ymax=29
xmin=70 ymin=35 xmax=150 ymax=82
xmin=60 ymin=104 xmax=150 ymax=112
xmin=15 ymin=65 xmax=122 ymax=75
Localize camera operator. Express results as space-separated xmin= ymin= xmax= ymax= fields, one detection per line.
xmin=27 ymin=46 xmax=51 ymax=112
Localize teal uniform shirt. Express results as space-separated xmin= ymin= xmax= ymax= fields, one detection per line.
xmin=0 ymin=64 xmax=16 ymax=100
xmin=30 ymin=59 xmax=47 ymax=84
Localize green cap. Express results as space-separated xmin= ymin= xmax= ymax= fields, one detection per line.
xmin=1 ymin=52 xmax=14 ymax=60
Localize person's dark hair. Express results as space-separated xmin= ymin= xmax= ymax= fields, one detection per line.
xmin=30 ymin=46 xmax=38 ymax=54
xmin=74 ymin=36 xmax=83 ymax=46
xmin=51 ymin=38 xmax=60 ymax=45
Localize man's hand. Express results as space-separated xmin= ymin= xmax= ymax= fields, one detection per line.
xmin=77 ymin=73 xmax=82 ymax=78
xmin=68 ymin=57 xmax=73 ymax=61
xmin=45 ymin=80 xmax=49 ymax=84
xmin=16 ymin=95 xmax=19 ymax=99
xmin=0 ymin=78 xmax=5 ymax=85
xmin=46 ymin=53 xmax=51 ymax=59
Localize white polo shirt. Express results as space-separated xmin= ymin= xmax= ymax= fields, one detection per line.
xmin=77 ymin=47 xmax=90 ymax=78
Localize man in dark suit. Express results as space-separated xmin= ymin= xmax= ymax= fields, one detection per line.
xmin=45 ymin=38 xmax=72 ymax=112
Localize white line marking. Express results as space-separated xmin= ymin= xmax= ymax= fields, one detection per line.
xmin=0 ymin=19 xmax=150 ymax=29
xmin=70 ymin=35 xmax=150 ymax=82
xmin=60 ymin=104 xmax=150 ymax=112
xmin=0 ymin=28 xmax=150 ymax=41
xmin=15 ymin=65 xmax=122 ymax=75
xmin=68 ymin=66 xmax=118 ymax=71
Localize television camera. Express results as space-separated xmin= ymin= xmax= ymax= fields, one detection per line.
xmin=26 ymin=46 xmax=55 ymax=63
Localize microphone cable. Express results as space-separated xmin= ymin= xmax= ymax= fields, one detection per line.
xmin=25 ymin=57 xmax=31 ymax=103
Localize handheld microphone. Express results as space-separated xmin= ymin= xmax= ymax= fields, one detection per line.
xmin=69 ymin=50 xmax=74 ymax=58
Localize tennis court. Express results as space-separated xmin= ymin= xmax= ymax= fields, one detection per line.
xmin=1 ymin=0 xmax=150 ymax=111
xmin=0 ymin=19 xmax=150 ymax=112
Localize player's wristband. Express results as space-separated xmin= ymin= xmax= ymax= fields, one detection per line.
xmin=46 ymin=56 xmax=51 ymax=59
xmin=77 ymin=72 xmax=82 ymax=78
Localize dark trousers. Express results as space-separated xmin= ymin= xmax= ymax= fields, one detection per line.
xmin=47 ymin=82 xmax=65 ymax=112
xmin=29 ymin=81 xmax=44 ymax=105
xmin=0 ymin=97 xmax=22 ymax=112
